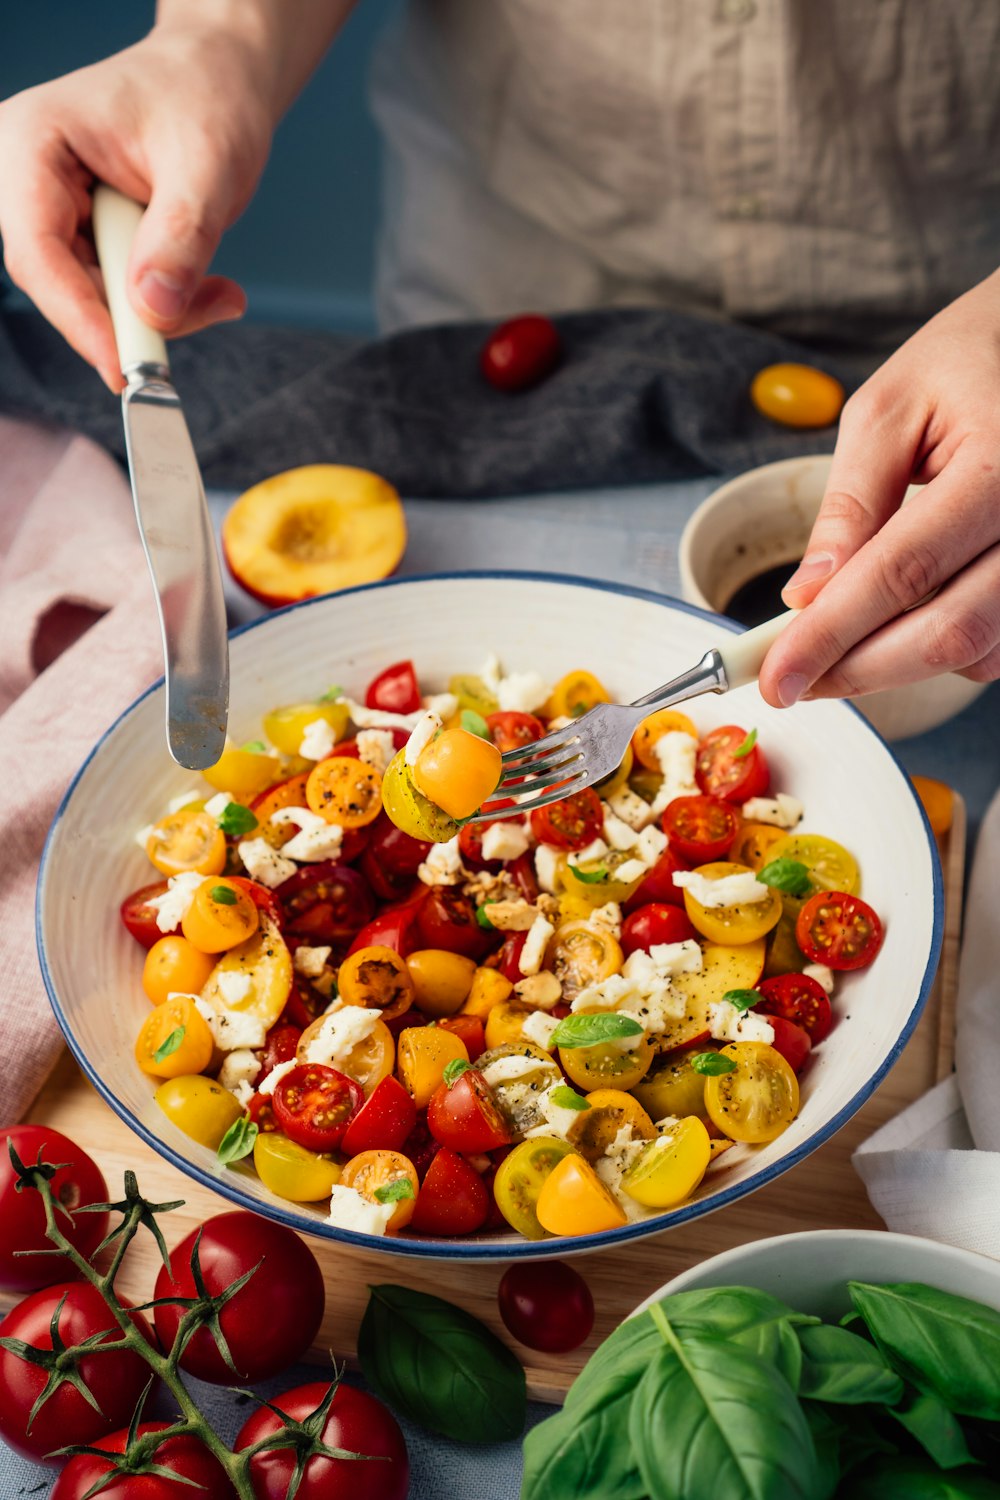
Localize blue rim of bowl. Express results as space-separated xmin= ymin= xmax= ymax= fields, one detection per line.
xmin=36 ymin=569 xmax=944 ymax=1259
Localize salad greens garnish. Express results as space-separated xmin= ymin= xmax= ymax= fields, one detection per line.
xmin=216 ymin=1116 xmax=258 ymax=1166
xmin=691 ymin=1051 xmax=738 ymax=1076
xmin=217 ymin=802 xmax=258 ymax=838
xmin=460 ymin=709 xmax=491 ymax=738
xmin=374 ymin=1179 xmax=415 ymax=1204
xmin=240 ymin=739 xmax=266 ymax=754
xmin=549 ymin=1014 xmax=644 ymax=1049
xmin=209 ymin=884 xmax=238 ymax=906
xmin=569 ymin=864 xmax=609 ymax=884
xmin=549 ymin=1086 xmax=591 ymax=1112
xmin=152 ymin=1027 xmax=186 ymax=1064
xmin=318 ymin=685 xmax=343 ymax=702
xmin=722 ymin=988 xmax=761 ymax=1012
xmin=733 ymin=727 xmax=759 ymax=759
xmin=760 ymin=856 xmax=813 ymax=897
xmin=475 ymin=904 xmax=497 ymax=930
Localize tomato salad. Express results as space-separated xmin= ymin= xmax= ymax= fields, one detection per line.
xmin=121 ymin=656 xmax=884 ymax=1241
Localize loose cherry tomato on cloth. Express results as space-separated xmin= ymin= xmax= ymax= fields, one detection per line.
xmin=417 ymin=886 xmax=496 ymax=960
xmin=756 ymin=972 xmax=833 ymax=1043
xmin=766 ymin=1015 xmax=813 ymax=1073
xmin=622 ymin=845 xmax=689 ymax=912
xmin=480 ymin=313 xmax=562 ymax=392
xmin=141 ymin=934 xmax=216 ymax=1006
xmin=366 ymin=659 xmax=422 ymax=714
xmin=663 ymin=794 xmax=741 ymax=864
xmin=0 ymin=1127 xmax=109 ymax=1294
xmin=348 ymin=896 xmax=424 ymax=958
xmin=51 ymin=1422 xmax=237 ymax=1500
xmin=485 ymin=710 xmax=545 ymax=752
xmin=0 ymin=1282 xmax=154 ymax=1461
xmin=153 ymin=1211 xmax=324 ymax=1384
xmin=277 ymin=861 xmax=375 ymax=947
xmin=695 ymin=725 xmax=770 ymax=804
xmin=408 ymin=1147 xmax=489 ymax=1235
xmin=796 ymin=890 xmax=885 ymax=970
xmin=530 ymin=788 xmax=604 ymax=851
xmin=498 ymin=1260 xmax=595 ymax=1352
xmin=120 ymin=880 xmax=170 ymax=946
xmin=750 ymin=361 xmax=845 ymax=429
xmin=260 ymin=1022 xmax=303 ymax=1083
xmin=339 ymin=944 xmax=416 ymax=1020
xmin=272 ymin=1063 xmax=364 ymax=1151
xmin=341 ymin=1075 xmax=418 ymax=1156
xmin=438 ymin=1013 xmax=486 ymax=1060
xmin=620 ymin=903 xmax=697 ymax=956
xmin=236 ymin=1380 xmax=409 ymax=1500
xmin=306 ymin=757 xmax=383 ymax=827
xmin=427 ymin=1066 xmax=511 ymax=1153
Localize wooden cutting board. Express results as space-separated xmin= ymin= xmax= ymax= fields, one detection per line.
xmin=16 ymin=798 xmax=965 ymax=1405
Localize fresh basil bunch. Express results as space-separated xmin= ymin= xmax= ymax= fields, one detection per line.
xmin=521 ymin=1281 xmax=1000 ymax=1499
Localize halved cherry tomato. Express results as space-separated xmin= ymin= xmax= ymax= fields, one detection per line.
xmin=912 ymin=774 xmax=954 ymax=837
xmin=406 ymin=948 xmax=477 ymax=1016
xmin=449 ymin=673 xmax=499 ymax=717
xmin=338 ymin=945 xmax=415 ymax=1020
xmin=134 ymin=996 xmax=214 ymax=1078
xmin=276 ymin=861 xmax=375 ymax=947
xmin=366 ymin=811 xmax=431 ymax=877
xmin=146 ymin=807 xmax=227 ymax=877
xmin=253 ymin=1131 xmax=341 ymax=1202
xmin=360 ymin=845 xmax=416 ymax=903
xmin=695 ymin=725 xmax=770 ymax=804
xmin=756 ymin=972 xmax=833 ymax=1042
xmin=230 ymin=876 xmax=284 ymax=929
xmin=631 ymin=709 xmax=698 ymax=770
xmin=259 ymin=1022 xmax=302 ymax=1083
xmin=246 ymin=1092 xmax=278 ymax=1133
xmin=366 ymin=660 xmax=421 ymax=714
xmin=510 ymin=850 xmax=541 ymax=902
xmin=545 ymin=669 xmax=609 ymax=721
xmin=680 ymin=861 xmax=783 ymax=946
xmin=460 ymin=966 xmax=514 ymax=1019
xmin=427 ymin=1067 xmax=511 ymax=1153
xmin=559 ymin=1023 xmax=654 ymax=1094
xmin=181 ymin=877 xmax=259 ymax=953
xmin=530 ymin=788 xmax=604 ymax=851
xmin=620 ymin=903 xmax=697 ymax=956
xmin=120 ymin=880 xmax=171 ymax=947
xmin=663 ymin=794 xmax=741 ymax=864
xmin=438 ymin=1014 xmax=486 ymax=1060
xmin=492 ymin=1137 xmax=575 ymax=1239
xmin=397 ymin=1026 xmax=470 ymax=1108
xmin=621 ymin=846 xmax=689 ymax=912
xmin=796 ymin=890 xmax=884 ymax=970
xmin=251 ymin=773 xmax=312 ymax=846
xmin=570 ymin=1089 xmax=655 ymax=1163
xmin=381 ymin=751 xmax=462 ymax=843
xmin=306 ymin=756 xmax=383 ymax=827
xmin=417 ymin=887 xmax=496 ymax=960
xmin=632 ymin=1049 xmax=712 ymax=1124
xmin=282 ymin=975 xmax=327 ymax=1030
xmin=484 ymin=998 xmax=537 ymax=1051
xmin=413 ymin=728 xmax=502 ymax=821
xmin=348 ymin=896 xmax=425 ymax=958
xmin=341 ymin=1075 xmax=418 ymax=1156
xmin=486 ymin=711 xmax=545 ymax=753
xmin=262 ymin=700 xmax=350 ymax=756
xmin=768 ymin=832 xmax=860 ymax=896
xmin=704 ymin=1041 xmax=799 ymax=1143
xmin=141 ymin=935 xmax=215 ymax=1006
xmin=536 ymin=1153 xmax=627 ymax=1236
xmin=497 ymin=932 xmax=529 ymax=983
xmin=766 ymin=1015 xmax=812 ymax=1073
xmin=729 ymin=821 xmax=787 ymax=870
xmin=271 ymin=1063 xmax=363 ymax=1151
xmin=408 ymin=1147 xmax=489 ymax=1235
xmin=620 ymin=1116 xmax=711 ymax=1208
xmin=400 ymin=1112 xmax=441 ymax=1181
xmin=480 ymin=314 xmax=561 ymax=393
xmin=546 ymin=920 xmax=624 ymax=1002
xmin=340 ymin=1150 xmax=419 ymax=1231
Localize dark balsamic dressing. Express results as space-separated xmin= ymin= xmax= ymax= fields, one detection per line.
xmin=723 ymin=561 xmax=801 ymax=628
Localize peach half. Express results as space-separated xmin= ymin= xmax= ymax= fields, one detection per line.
xmin=222 ymin=464 xmax=407 ymax=607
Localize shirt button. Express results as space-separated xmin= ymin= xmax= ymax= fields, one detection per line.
xmin=717 ymin=0 xmax=756 ymax=21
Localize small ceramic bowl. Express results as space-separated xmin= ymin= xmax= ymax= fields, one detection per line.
xmin=678 ymin=455 xmax=987 ymax=741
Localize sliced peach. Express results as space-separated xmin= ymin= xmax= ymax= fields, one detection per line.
xmin=222 ymin=464 xmax=406 ymax=607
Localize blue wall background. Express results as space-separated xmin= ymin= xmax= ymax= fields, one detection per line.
xmin=0 ymin=1 xmax=396 ymax=332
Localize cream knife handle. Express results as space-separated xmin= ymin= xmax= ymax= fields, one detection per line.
xmin=92 ymin=186 xmax=169 ymax=375
xmin=712 ymin=610 xmax=799 ymax=690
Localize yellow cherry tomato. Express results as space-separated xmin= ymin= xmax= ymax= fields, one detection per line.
xmin=476 ymin=1043 xmax=561 ymax=1135
xmin=406 ymin=949 xmax=477 ymax=1017
xmin=297 ymin=1014 xmax=395 ymax=1097
xmin=146 ymin=808 xmax=226 ymax=878
xmin=397 ymin=1026 xmax=469 ymax=1108
xmin=338 ymin=945 xmax=415 ymax=1021
xmin=620 ymin=1116 xmax=712 ymax=1208
xmin=198 ymin=912 xmax=293 ymax=1032
xmin=767 ymin=833 xmax=860 ymax=896
xmin=536 ymin=1153 xmax=627 ymax=1236
xmin=681 ymin=861 xmax=783 ymax=945
xmin=412 ymin=727 xmax=502 ymax=821
xmin=594 ymin=744 xmax=634 ymax=800
xmin=667 ymin=940 xmax=767 ymax=1048
xmin=154 ymin=1074 xmax=243 ymax=1148
xmin=545 ymin=669 xmax=609 ymax=721
xmin=135 ymin=996 xmax=214 ymax=1079
xmin=202 ymin=742 xmax=282 ymax=799
xmin=340 ymin=1150 xmax=419 ymax=1231
xmin=262 ymin=700 xmax=351 ymax=757
xmin=142 ymin=935 xmax=216 ymax=1006
xmin=493 ymin=1137 xmax=575 ymax=1240
xmin=556 ymin=851 xmax=646 ymax=912
xmin=558 ymin=1024 xmax=655 ymax=1094
xmin=546 ymin=920 xmax=624 ymax=1002
xmin=631 ymin=709 xmax=698 ymax=770
xmin=911 ymin=775 xmax=954 ymax=838
xmin=632 ymin=1049 xmax=715 ymax=1123
xmin=181 ymin=877 xmax=259 ymax=954
xmin=750 ymin=362 xmax=845 ymax=429
xmin=251 ymin=772 xmax=311 ymax=847
xmin=448 ymin=673 xmax=499 ymax=717
xmin=484 ymin=998 xmax=538 ymax=1051
xmin=728 ymin=822 xmax=787 ymax=871
xmin=460 ymin=966 xmax=514 ymax=1019
xmin=704 ymin=1041 xmax=800 ymax=1144
xmin=306 ymin=755 xmax=382 ymax=827
xmin=570 ymin=1089 xmax=656 ymax=1163
xmin=764 ymin=900 xmax=808 ymax=977
xmin=381 ymin=751 xmax=461 ymax=843
xmin=253 ymin=1131 xmax=341 ymax=1202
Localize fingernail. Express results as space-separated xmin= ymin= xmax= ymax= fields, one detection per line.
xmin=778 ymin=673 xmax=810 ymax=707
xmin=136 ymin=269 xmax=186 ymax=320
xmin=784 ymin=552 xmax=835 ymax=592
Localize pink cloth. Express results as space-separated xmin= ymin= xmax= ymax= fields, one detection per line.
xmin=0 ymin=416 xmax=162 ymax=1120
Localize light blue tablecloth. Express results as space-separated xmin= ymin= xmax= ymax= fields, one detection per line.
xmin=5 ymin=476 xmax=997 ymax=1500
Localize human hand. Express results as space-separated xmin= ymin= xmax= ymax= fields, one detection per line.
xmin=757 ymin=273 xmax=1000 ymax=707
xmin=0 ymin=22 xmax=274 ymax=391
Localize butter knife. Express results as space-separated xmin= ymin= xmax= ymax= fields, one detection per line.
xmin=91 ymin=186 xmax=229 ymax=769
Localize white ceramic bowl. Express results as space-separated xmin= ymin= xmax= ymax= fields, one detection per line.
xmin=678 ymin=455 xmax=988 ymax=741
xmin=37 ymin=573 xmax=943 ymax=1261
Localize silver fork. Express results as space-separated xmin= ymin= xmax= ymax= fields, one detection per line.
xmin=468 ymin=611 xmax=798 ymax=822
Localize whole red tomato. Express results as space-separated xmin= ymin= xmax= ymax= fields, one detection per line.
xmin=153 ymin=1212 xmax=325 ymax=1384
xmin=416 ymin=887 xmax=495 ymax=960
xmin=0 ymin=1282 xmax=155 ymax=1461
xmin=51 ymin=1422 xmax=236 ymax=1499
xmin=276 ymin=862 xmax=375 ymax=947
xmin=480 ymin=314 xmax=562 ymax=392
xmin=235 ymin=1380 xmax=408 ymax=1500
xmin=0 ymin=1126 xmax=109 ymax=1294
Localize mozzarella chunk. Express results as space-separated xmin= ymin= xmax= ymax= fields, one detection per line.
xmin=673 ymin=869 xmax=771 ymax=907
xmin=168 ymin=788 xmax=203 ymax=815
xmin=568 ymin=838 xmax=610 ymax=867
xmin=649 ymin=732 xmax=699 ymax=815
xmin=218 ymin=1049 xmax=261 ymax=1094
xmin=336 ymin=696 xmax=422 ymax=732
xmin=521 ymin=1010 xmax=561 ymax=1051
xmin=258 ymin=1058 xmax=298 ymax=1096
xmin=603 ymin=810 xmax=638 ymax=851
xmin=534 ymin=844 xmax=562 ymax=894
xmin=147 ymin=872 xmax=205 ymax=932
xmin=635 ymin=824 xmax=668 ymax=865
xmin=615 ymin=858 xmax=649 ymax=885
xmin=481 ymin=898 xmax=537 ymax=931
xmin=527 ymin=1084 xmax=586 ymax=1139
xmin=514 ymin=972 xmax=563 ymax=1011
xmin=293 ymin=945 xmax=333 ymax=979
xmin=802 ymin=962 xmax=835 ymax=995
xmin=216 ymin=971 xmax=253 ymax=1007
xmin=741 ymin=794 xmax=804 ymax=829
xmin=404 ymin=709 xmax=443 ymax=768
xmin=570 ymin=973 xmax=639 ymax=1013
xmin=237 ymin=838 xmax=297 ymax=889
xmin=481 ymin=821 xmax=531 ymax=862
xmin=480 ymin=1053 xmax=549 ymax=1087
xmin=327 ymin=1184 xmax=394 ymax=1236
xmin=423 ymin=691 xmax=460 ymax=720
xmin=303 ymin=1005 xmax=383 ymax=1070
xmin=194 ymin=998 xmax=268 ymax=1052
xmin=203 ymin=791 xmax=236 ymax=820
xmin=299 ymin=717 xmax=337 ymax=761
xmin=608 ymin=786 xmax=654 ymax=831
xmin=417 ymin=836 xmax=464 ymax=886
xmin=497 ymin=671 xmax=551 ymax=713
xmin=357 ymin=728 xmax=395 ymax=775
xmin=623 ymin=940 xmax=703 ymax=988
xmin=135 ymin=823 xmax=154 ymax=849
xmin=588 ymin=902 xmax=622 ymax=939
xmin=708 ymin=1002 xmax=775 ymax=1044
xmin=269 ymin=807 xmax=344 ymax=862
xmin=519 ymin=915 xmax=555 ymax=976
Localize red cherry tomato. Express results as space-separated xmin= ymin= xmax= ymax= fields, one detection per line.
xmin=457 ymin=799 xmax=517 ymax=869
xmin=438 ymin=1014 xmax=486 ymax=1061
xmin=765 ymin=1015 xmax=813 ymax=1073
xmin=508 ymin=850 xmax=540 ymax=902
xmin=282 ymin=974 xmax=327 ymax=1030
xmin=230 ymin=876 xmax=285 ymax=930
xmin=416 ymin=887 xmax=496 ymax=960
xmin=756 ymin=972 xmax=833 ymax=1043
xmin=485 ymin=711 xmax=545 ymax=753
xmin=480 ymin=1148 xmax=513 ymax=1232
xmin=272 ymin=1064 xmax=364 ymax=1151
xmin=695 ymin=725 xmax=770 ymax=804
xmin=0 ymin=1283 xmax=154 ymax=1461
xmin=427 ymin=1068 xmax=511 ymax=1154
xmin=365 ymin=660 xmax=422 ymax=715
xmin=480 ymin=314 xmax=562 ymax=392
xmin=153 ymin=1211 xmax=325 ymax=1384
xmin=119 ymin=880 xmax=170 ymax=947
xmin=622 ymin=845 xmax=689 ymax=912
xmin=246 ymin=1091 xmax=279 ymax=1133
xmin=498 ymin=931 xmax=529 ymax=983
xmin=51 ymin=1422 xmax=236 ymax=1500
xmin=366 ymin=812 xmax=431 ymax=878
xmin=360 ymin=846 xmax=419 ymax=903
xmin=0 ymin=1127 xmax=109 ymax=1294
xmin=530 ymin=788 xmax=604 ymax=851
xmin=796 ymin=891 xmax=885 ymax=971
xmin=348 ymin=897 xmax=425 ymax=958
xmin=276 ymin=862 xmax=375 ymax=947
xmin=497 ymin=1260 xmax=595 ymax=1352
xmin=409 ymin=1147 xmax=490 ymax=1235
xmin=259 ymin=1022 xmax=303 ymax=1084
xmin=235 ymin=1380 xmax=408 ymax=1500
xmin=341 ymin=1075 xmax=418 ymax=1156
xmin=620 ymin=903 xmax=697 ymax=955
xmin=662 ymin=794 xmax=741 ymax=864
xmin=400 ymin=1113 xmax=442 ymax=1182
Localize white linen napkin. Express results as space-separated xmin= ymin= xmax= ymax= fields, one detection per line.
xmin=854 ymin=781 xmax=1000 ymax=1258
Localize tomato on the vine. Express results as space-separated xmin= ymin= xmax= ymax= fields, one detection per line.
xmin=796 ymin=891 xmax=884 ymax=970
xmin=620 ymin=903 xmax=697 ymax=955
xmin=662 ymin=794 xmax=740 ymax=864
xmin=236 ymin=1380 xmax=408 ymax=1500
xmin=695 ymin=725 xmax=770 ymax=804
xmin=51 ymin=1422 xmax=237 ymax=1500
xmin=272 ymin=1064 xmax=364 ymax=1151
xmin=497 ymin=1260 xmax=595 ymax=1352
xmin=365 ymin=659 xmax=422 ymax=715
xmin=0 ymin=1127 xmax=109 ymax=1294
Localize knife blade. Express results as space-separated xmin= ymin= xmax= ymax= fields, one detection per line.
xmin=92 ymin=186 xmax=229 ymax=769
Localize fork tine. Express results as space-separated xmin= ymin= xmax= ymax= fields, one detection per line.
xmin=468 ymin=769 xmax=591 ymax=822
xmin=499 ymin=729 xmax=580 ymax=771
xmin=497 ymin=747 xmax=585 ymax=789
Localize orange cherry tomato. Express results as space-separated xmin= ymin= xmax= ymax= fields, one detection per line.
xmin=146 ymin=808 xmax=226 ymax=878
xmin=141 ymin=936 xmax=216 ymax=1006
xmin=535 ymin=1153 xmax=627 ymax=1236
xmin=750 ymin=362 xmax=845 ymax=429
xmin=251 ymin=773 xmax=311 ymax=847
xmin=459 ymin=966 xmax=514 ymax=1020
xmin=305 ymin=756 xmax=383 ymax=827
xmin=135 ymin=996 xmax=214 ymax=1079
xmin=339 ymin=1149 xmax=419 ymax=1231
xmin=631 ymin=709 xmax=698 ymax=770
xmin=296 ymin=1014 xmax=396 ymax=1097
xmin=728 ymin=821 xmax=787 ymax=870
xmin=545 ymin=670 xmax=609 ymax=720
xmin=406 ymin=949 xmax=477 ymax=1017
xmin=337 ymin=945 xmax=415 ymax=1021
xmin=546 ymin=921 xmax=624 ymax=1002
xmin=911 ymin=774 xmax=954 ymax=837
xmin=397 ymin=1026 xmax=469 ymax=1108
xmin=412 ymin=728 xmax=502 ymax=821
xmin=570 ymin=1089 xmax=656 ymax=1164
xmin=181 ymin=878 xmax=259 ymax=954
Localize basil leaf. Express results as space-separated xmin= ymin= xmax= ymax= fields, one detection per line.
xmin=217 ymin=802 xmax=258 ymax=837
xmin=847 ymin=1455 xmax=1000 ymax=1499
xmin=460 ymin=709 xmax=490 ymax=739
xmin=209 ymin=884 xmax=238 ymax=906
xmin=850 ymin=1281 xmax=1000 ymax=1420
xmin=152 ymin=1027 xmax=185 ymax=1064
xmin=548 ymin=1085 xmax=590 ymax=1112
xmin=357 ymin=1284 xmax=525 ymax=1443
xmin=216 ymin=1116 xmax=258 ymax=1166
xmin=722 ymin=988 xmax=761 ymax=1012
xmin=797 ymin=1323 xmax=904 ymax=1405
xmin=549 ymin=1013 xmax=644 ymax=1049
xmin=475 ymin=904 xmax=496 ymax=930
xmin=240 ymin=739 xmax=266 ymax=753
xmin=562 ymin=1309 xmax=662 ymax=1415
xmin=319 ymin=685 xmax=343 ymax=702
xmin=443 ymin=1059 xmax=473 ymax=1087
xmin=374 ymin=1178 xmax=415 ymax=1205
xmin=569 ymin=864 xmax=609 ymax=884
xmin=733 ymin=728 xmax=758 ymax=759
xmin=659 ymin=1286 xmax=819 ymax=1339
xmin=887 ymin=1390 xmax=977 ymax=1470
xmin=759 ymin=857 xmax=813 ymax=898
xmin=802 ymin=1403 xmax=844 ymax=1500
xmin=691 ymin=1051 xmax=737 ymax=1076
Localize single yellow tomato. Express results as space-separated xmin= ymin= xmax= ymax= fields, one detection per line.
xmin=146 ymin=808 xmax=226 ymax=878
xmin=767 ymin=833 xmax=860 ymax=896
xmin=750 ymin=363 xmax=845 ymax=429
xmin=559 ymin=1024 xmax=654 ymax=1094
xmin=546 ymin=920 xmax=624 ymax=1002
xmin=397 ymin=1026 xmax=469 ymax=1108
xmin=704 ymin=1041 xmax=799 ymax=1143
xmin=340 ymin=1149 xmax=419 ymax=1231
xmin=253 ymin=1131 xmax=341 ymax=1202
xmin=297 ymin=1015 xmax=395 ymax=1097
xmin=493 ymin=1137 xmax=576 ymax=1240
xmin=459 ymin=966 xmax=514 ymax=1019
xmin=154 ymin=1074 xmax=243 ymax=1148
xmin=631 ymin=709 xmax=698 ymax=770
xmin=535 ymin=1153 xmax=627 ymax=1236
xmin=381 ymin=751 xmax=462 ymax=843
xmin=681 ymin=861 xmax=783 ymax=945
xmin=181 ymin=877 xmax=259 ymax=954
xmin=570 ymin=1089 xmax=656 ymax=1163
xmin=338 ymin=945 xmax=415 ymax=1021
xmin=728 ymin=822 xmax=787 ymax=871
xmin=306 ymin=755 xmax=382 ymax=827
xmin=556 ymin=851 xmax=646 ymax=911
xmin=448 ymin=673 xmax=499 ymax=717
xmin=412 ymin=727 xmax=502 ymax=821
xmin=198 ymin=912 xmax=293 ymax=1032
xmin=620 ymin=1116 xmax=712 ymax=1209
xmin=142 ymin=935 xmax=216 ymax=1006
xmin=544 ymin=669 xmax=609 ymax=720
xmin=632 ymin=1049 xmax=715 ymax=1123
xmin=484 ymin=998 xmax=539 ymax=1051
xmin=911 ymin=775 xmax=954 ymax=838
xmin=262 ymin=700 xmax=351 ymax=756
xmin=202 ymin=742 xmax=282 ymax=799
xmin=406 ymin=949 xmax=477 ymax=1017
xmin=135 ymin=996 xmax=214 ymax=1078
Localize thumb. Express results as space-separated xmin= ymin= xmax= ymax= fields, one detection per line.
xmin=126 ymin=182 xmax=228 ymax=330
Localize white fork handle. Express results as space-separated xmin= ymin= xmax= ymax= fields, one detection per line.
xmin=710 ymin=610 xmax=799 ymax=690
xmin=91 ymin=186 xmax=169 ymax=374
